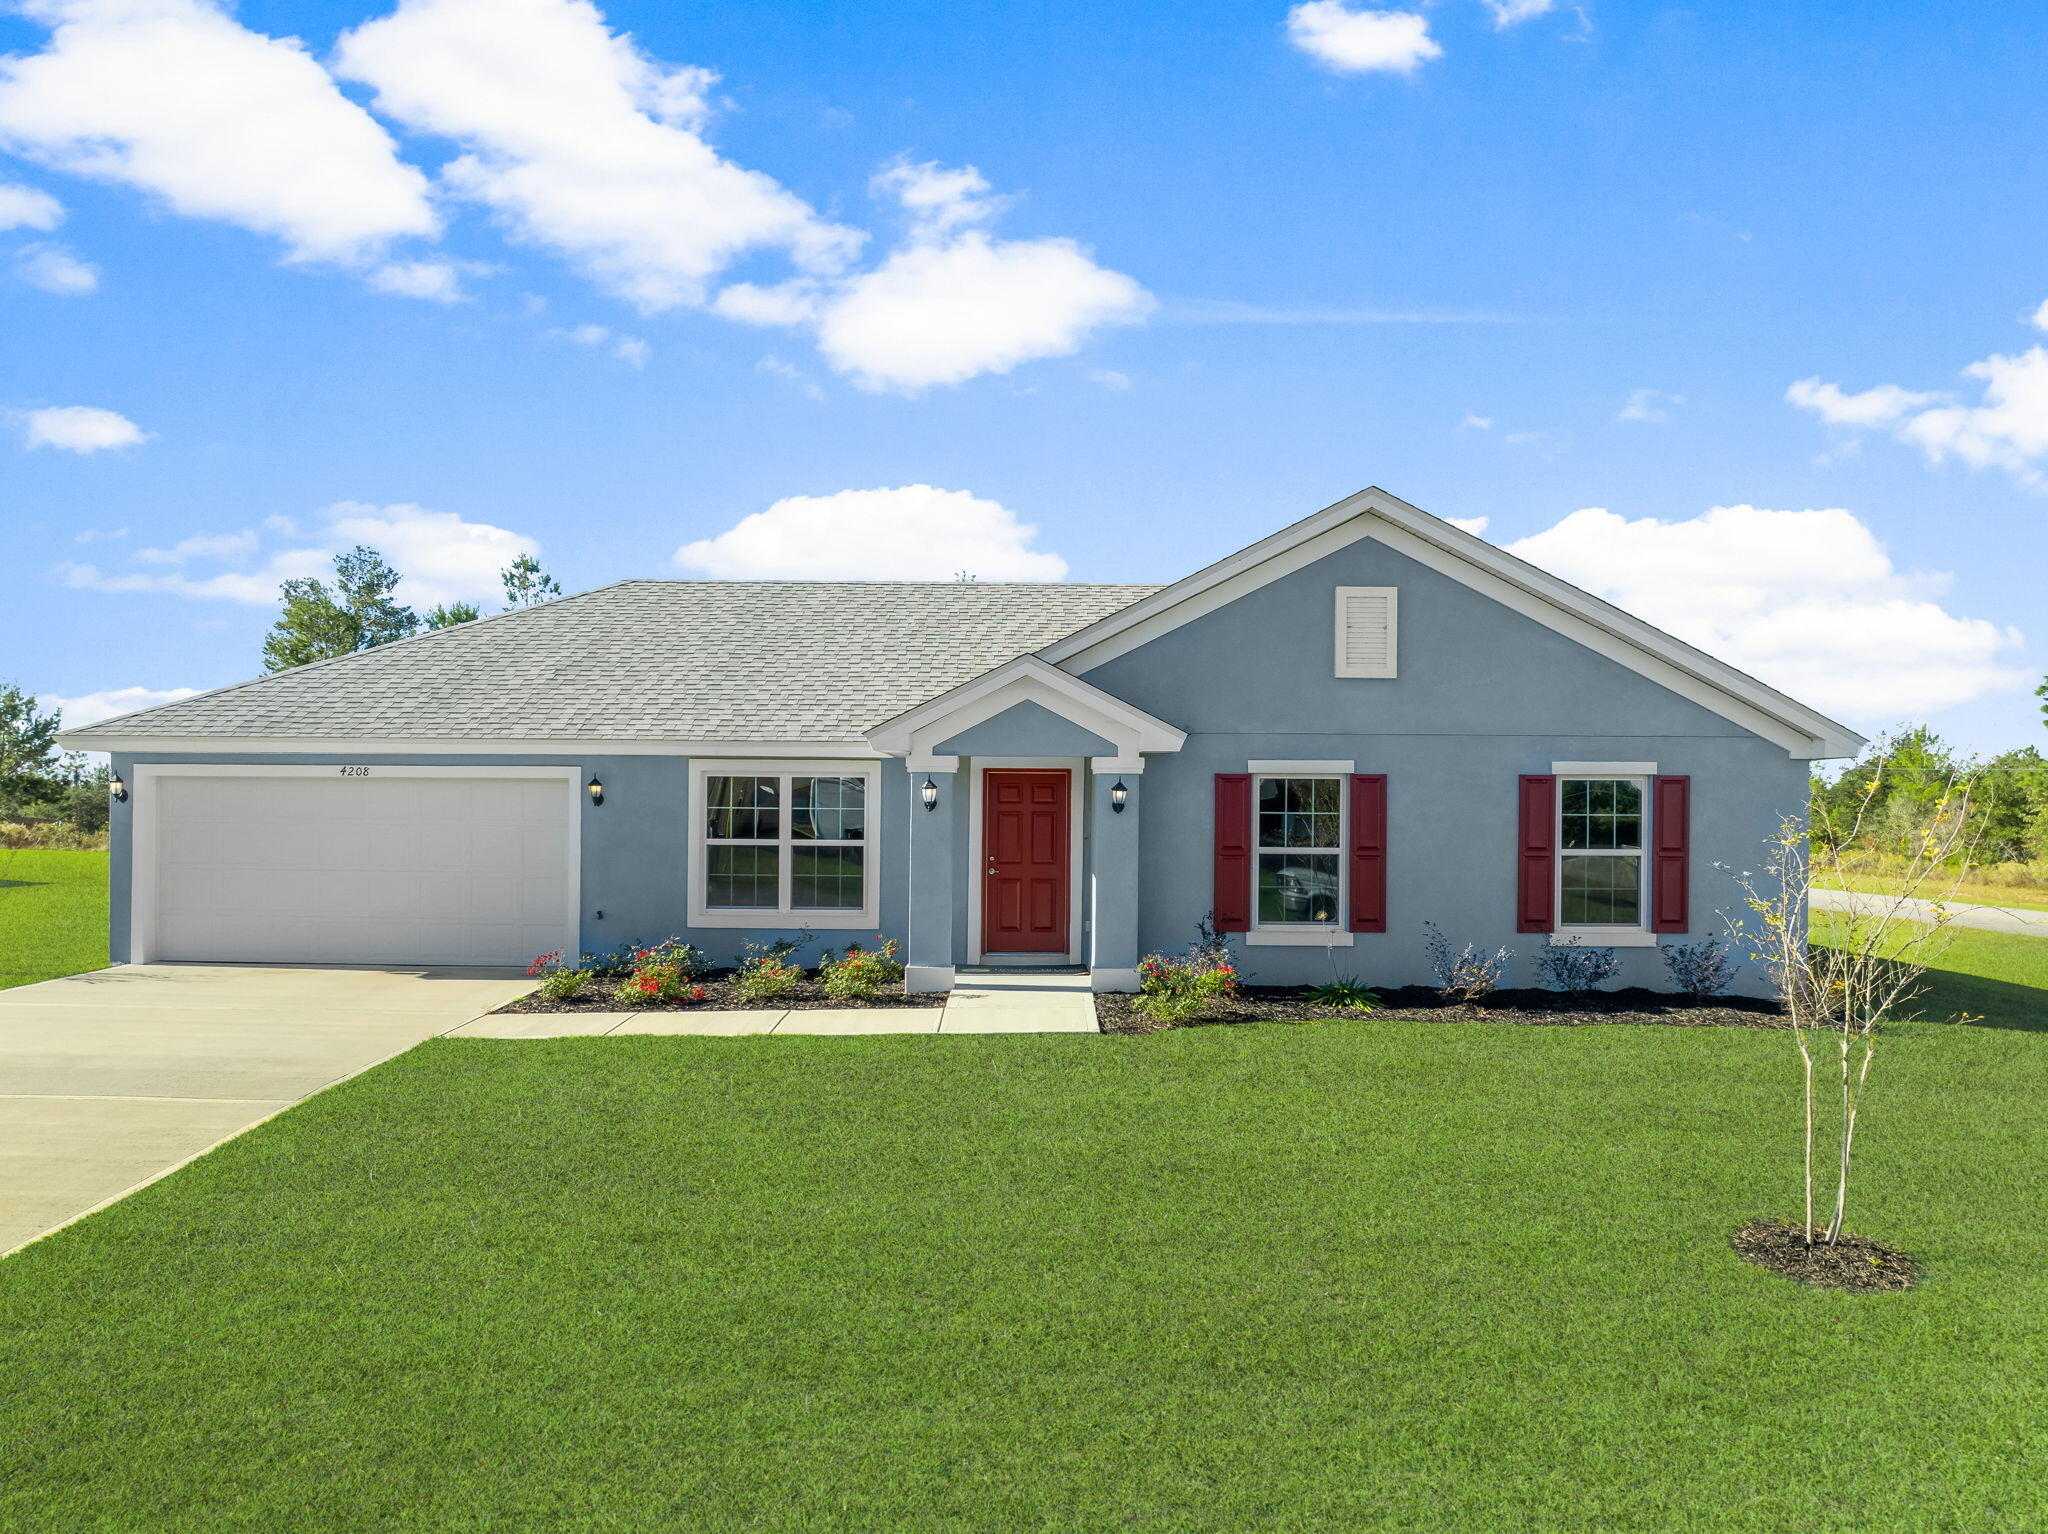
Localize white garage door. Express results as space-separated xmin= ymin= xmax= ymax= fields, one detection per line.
xmin=143 ymin=769 xmax=576 ymax=966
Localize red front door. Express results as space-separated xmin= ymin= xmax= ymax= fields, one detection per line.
xmin=982 ymin=769 xmax=1071 ymax=954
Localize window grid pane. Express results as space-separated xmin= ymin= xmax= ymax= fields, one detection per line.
xmin=792 ymin=776 xmax=865 ymax=842
xmin=705 ymin=775 xmax=779 ymax=840
xmin=1561 ymin=778 xmax=1642 ymax=851
xmin=1257 ymin=777 xmax=1340 ymax=849
xmin=1560 ymin=854 xmax=1643 ymax=925
xmin=1257 ymin=852 xmax=1340 ymax=925
xmin=793 ymin=846 xmax=865 ymax=909
xmin=706 ymin=844 xmax=780 ymax=908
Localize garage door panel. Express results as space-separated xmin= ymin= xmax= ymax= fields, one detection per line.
xmin=148 ymin=773 xmax=574 ymax=966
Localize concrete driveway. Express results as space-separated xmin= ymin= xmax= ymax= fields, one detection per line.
xmin=0 ymin=964 xmax=533 ymax=1257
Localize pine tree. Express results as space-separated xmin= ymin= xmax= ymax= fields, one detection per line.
xmin=260 ymin=546 xmax=418 ymax=672
xmin=501 ymin=552 xmax=562 ymax=610
xmin=0 ymin=682 xmax=63 ymax=811
xmin=424 ymin=601 xmax=481 ymax=628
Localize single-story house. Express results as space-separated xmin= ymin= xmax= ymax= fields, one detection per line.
xmin=60 ymin=487 xmax=1863 ymax=994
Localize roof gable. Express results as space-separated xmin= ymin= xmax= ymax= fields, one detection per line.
xmin=1040 ymin=487 xmax=1864 ymax=760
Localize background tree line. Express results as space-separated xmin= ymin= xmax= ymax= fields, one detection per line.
xmin=1811 ymin=724 xmax=2048 ymax=868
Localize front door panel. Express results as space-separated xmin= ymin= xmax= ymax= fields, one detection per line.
xmin=982 ymin=769 xmax=1070 ymax=954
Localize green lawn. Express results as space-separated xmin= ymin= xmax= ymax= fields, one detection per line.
xmin=4 ymin=1019 xmax=2046 ymax=1531
xmin=0 ymin=848 xmax=107 ymax=990
xmin=1813 ymin=910 xmax=2048 ymax=1032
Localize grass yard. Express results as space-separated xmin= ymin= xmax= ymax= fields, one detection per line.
xmin=3 ymin=1018 xmax=2046 ymax=1531
xmin=0 ymin=849 xmax=107 ymax=991
xmin=1812 ymin=910 xmax=2048 ymax=1031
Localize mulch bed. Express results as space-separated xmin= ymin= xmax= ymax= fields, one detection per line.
xmin=1094 ymin=985 xmax=1787 ymax=1034
xmin=498 ymin=973 xmax=935 ymax=1014
xmin=1731 ymin=1219 xmax=1919 ymax=1291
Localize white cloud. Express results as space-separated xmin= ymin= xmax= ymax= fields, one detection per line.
xmin=676 ymin=484 xmax=1068 ymax=580
xmin=1788 ymin=316 xmax=2048 ymax=486
xmin=46 ymin=684 xmax=202 ymax=731
xmin=20 ymin=404 xmax=146 ymax=451
xmin=59 ymin=501 xmax=538 ymax=608
xmin=1459 ymin=411 xmax=1493 ymax=430
xmin=73 ymin=526 xmax=128 ymax=542
xmin=756 ymin=355 xmax=824 ymax=400
xmin=2031 ymin=298 xmax=2048 ymax=333
xmin=14 ymin=240 xmax=97 ymax=293
xmin=732 ymin=159 xmax=1149 ymax=393
xmin=1505 ymin=504 xmax=2028 ymax=717
xmin=549 ymin=322 xmax=650 ymax=365
xmin=0 ymin=0 xmax=437 ymax=267
xmin=135 ymin=530 xmax=258 ymax=564
xmin=1617 ymin=387 xmax=1681 ymax=424
xmin=369 ymin=260 xmax=475 ymax=302
xmin=1482 ymin=0 xmax=1555 ymax=25
xmin=334 ymin=0 xmax=858 ymax=313
xmin=1090 ymin=369 xmax=1131 ymax=391
xmin=0 ymin=180 xmax=63 ymax=230
xmin=1445 ymin=515 xmax=1490 ymax=536
xmin=1786 ymin=376 xmax=1939 ymax=428
xmin=1285 ymin=2 xmax=1441 ymax=75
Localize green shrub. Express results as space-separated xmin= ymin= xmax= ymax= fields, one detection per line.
xmin=734 ymin=957 xmax=803 ymax=1001
xmin=537 ymin=968 xmax=587 ymax=1002
xmin=1304 ymin=979 xmax=1380 ymax=1013
xmin=818 ymin=937 xmax=904 ymax=1000
xmin=1133 ymin=947 xmax=1240 ymax=1027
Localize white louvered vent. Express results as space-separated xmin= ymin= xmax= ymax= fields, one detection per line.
xmin=1334 ymin=586 xmax=1398 ymax=678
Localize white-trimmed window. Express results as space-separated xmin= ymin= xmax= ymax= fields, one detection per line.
xmin=1557 ymin=774 xmax=1648 ymax=937
xmin=689 ymin=763 xmax=880 ymax=929
xmin=1254 ymin=774 xmax=1346 ymax=933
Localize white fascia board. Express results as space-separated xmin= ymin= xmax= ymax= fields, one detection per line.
xmin=864 ymin=655 xmax=1186 ymax=756
xmin=1041 ymin=484 xmax=1865 ymax=762
xmin=62 ymin=734 xmax=883 ymax=758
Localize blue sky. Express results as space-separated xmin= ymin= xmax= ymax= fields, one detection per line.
xmin=3 ymin=0 xmax=2043 ymax=754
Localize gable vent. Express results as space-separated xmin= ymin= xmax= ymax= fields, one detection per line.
xmin=1334 ymin=586 xmax=1398 ymax=678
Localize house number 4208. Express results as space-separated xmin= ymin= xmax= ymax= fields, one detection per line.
xmin=338 ymin=766 xmax=370 ymax=777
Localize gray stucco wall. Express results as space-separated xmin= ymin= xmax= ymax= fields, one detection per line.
xmin=107 ymin=751 xmax=907 ymax=970
xmin=1080 ymin=533 xmax=1807 ymax=994
xmin=935 ymin=700 xmax=1114 ymax=758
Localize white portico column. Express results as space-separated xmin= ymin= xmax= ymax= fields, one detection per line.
xmin=1087 ymin=759 xmax=1142 ymax=991
xmin=904 ymin=757 xmax=958 ymax=993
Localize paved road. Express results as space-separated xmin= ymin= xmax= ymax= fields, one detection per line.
xmin=0 ymin=963 xmax=533 ymax=1257
xmin=1811 ymin=886 xmax=2048 ymax=938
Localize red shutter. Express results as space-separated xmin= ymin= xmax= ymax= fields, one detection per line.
xmin=1348 ymin=774 xmax=1387 ymax=933
xmin=1517 ymin=775 xmax=1556 ymax=933
xmin=1651 ymin=775 xmax=1691 ymax=933
xmin=1213 ymin=774 xmax=1253 ymax=933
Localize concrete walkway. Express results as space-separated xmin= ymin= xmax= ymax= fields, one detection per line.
xmin=1812 ymin=886 xmax=2048 ymax=939
xmin=451 ymin=969 xmax=1103 ymax=1038
xmin=0 ymin=963 xmax=532 ymax=1257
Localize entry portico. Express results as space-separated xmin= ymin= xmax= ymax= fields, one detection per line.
xmin=865 ymin=655 xmax=1188 ymax=993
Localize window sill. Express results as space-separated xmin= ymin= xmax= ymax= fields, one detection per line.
xmin=1245 ymin=928 xmax=1354 ymax=947
xmin=689 ymin=910 xmax=878 ymax=930
xmin=1551 ymin=928 xmax=1659 ymax=948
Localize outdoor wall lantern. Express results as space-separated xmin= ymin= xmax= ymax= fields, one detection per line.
xmin=1109 ymin=779 xmax=1128 ymax=814
xmin=921 ymin=776 xmax=940 ymax=812
xmin=586 ymin=775 xmax=604 ymax=807
xmin=109 ymin=773 xmax=128 ymax=804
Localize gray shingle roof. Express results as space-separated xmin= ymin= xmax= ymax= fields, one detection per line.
xmin=78 ymin=580 xmax=1161 ymax=742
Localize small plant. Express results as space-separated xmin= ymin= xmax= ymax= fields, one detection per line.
xmin=1303 ymin=979 xmax=1380 ymax=1013
xmin=1133 ymin=941 xmax=1240 ymax=1026
xmin=538 ymin=968 xmax=587 ymax=1002
xmin=735 ymin=934 xmax=811 ymax=1001
xmin=1533 ymin=938 xmax=1622 ymax=996
xmin=818 ymin=937 xmax=904 ymax=1000
xmin=1423 ymin=922 xmax=1513 ymax=1004
xmin=601 ymin=939 xmax=711 ymax=1005
xmin=1661 ymin=931 xmax=1739 ymax=999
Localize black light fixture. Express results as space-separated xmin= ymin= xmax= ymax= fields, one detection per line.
xmin=586 ymin=775 xmax=604 ymax=807
xmin=920 ymin=776 xmax=940 ymax=812
xmin=1109 ymin=778 xmax=1128 ymax=813
xmin=109 ymin=773 xmax=128 ymax=804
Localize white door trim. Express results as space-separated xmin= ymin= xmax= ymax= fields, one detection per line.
xmin=130 ymin=763 xmax=581 ymax=965
xmin=965 ymin=758 xmax=1086 ymax=966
